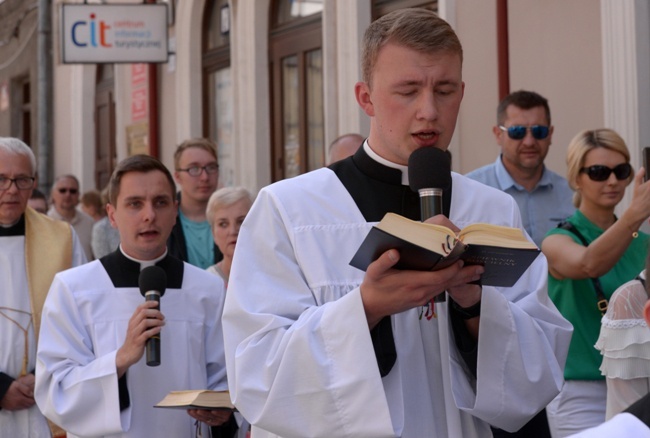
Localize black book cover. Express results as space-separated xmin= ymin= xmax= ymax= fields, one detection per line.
xmin=350 ymin=226 xmax=540 ymax=287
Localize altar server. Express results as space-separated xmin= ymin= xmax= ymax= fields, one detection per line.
xmin=35 ymin=155 xmax=230 ymax=437
xmin=222 ymin=9 xmax=572 ymax=438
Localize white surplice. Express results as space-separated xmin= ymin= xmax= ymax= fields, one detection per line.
xmin=223 ymin=168 xmax=573 ymax=438
xmin=35 ymin=257 xmax=228 ymax=438
xmin=0 ymin=232 xmax=85 ymax=437
xmin=568 ymin=413 xmax=650 ymax=438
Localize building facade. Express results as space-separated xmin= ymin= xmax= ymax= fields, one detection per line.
xmin=1 ymin=0 xmax=649 ymax=215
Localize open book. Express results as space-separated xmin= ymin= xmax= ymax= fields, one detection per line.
xmin=349 ymin=213 xmax=540 ymax=287
xmin=155 ymin=390 xmax=235 ymax=410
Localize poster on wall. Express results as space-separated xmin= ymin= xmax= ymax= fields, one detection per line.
xmin=126 ymin=122 xmax=150 ymax=156
xmin=60 ymin=4 xmax=168 ymax=64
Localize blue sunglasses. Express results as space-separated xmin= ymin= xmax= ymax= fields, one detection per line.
xmin=499 ymin=125 xmax=550 ymax=140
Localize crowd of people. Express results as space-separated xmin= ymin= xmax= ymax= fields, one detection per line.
xmin=1 ymin=7 xmax=650 ymax=438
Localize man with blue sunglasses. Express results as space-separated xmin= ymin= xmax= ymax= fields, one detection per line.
xmin=467 ymin=90 xmax=575 ymax=437
xmin=467 ymin=90 xmax=575 ymax=249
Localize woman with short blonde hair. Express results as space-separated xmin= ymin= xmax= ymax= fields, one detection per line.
xmin=205 ymin=187 xmax=254 ymax=284
xmin=543 ymin=128 xmax=650 ymax=436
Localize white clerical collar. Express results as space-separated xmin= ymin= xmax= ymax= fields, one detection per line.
xmin=363 ymin=140 xmax=410 ymax=186
xmin=119 ymin=245 xmax=168 ymax=270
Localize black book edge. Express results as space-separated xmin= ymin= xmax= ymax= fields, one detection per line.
xmin=349 ymin=227 xmax=448 ymax=272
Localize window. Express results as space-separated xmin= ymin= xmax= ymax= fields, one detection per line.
xmin=372 ymin=0 xmax=437 ymax=20
xmin=270 ymin=0 xmax=324 ymax=181
xmin=276 ymin=0 xmax=324 ymax=24
xmin=203 ymin=0 xmax=234 ymax=186
xmin=95 ymin=64 xmax=116 ymax=190
xmin=11 ymin=76 xmax=31 ymax=146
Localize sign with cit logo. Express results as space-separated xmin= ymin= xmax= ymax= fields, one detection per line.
xmin=60 ymin=4 xmax=168 ymax=64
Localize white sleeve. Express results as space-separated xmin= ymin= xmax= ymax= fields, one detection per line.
xmin=223 ymin=189 xmax=394 ymax=437
xmin=70 ymin=227 xmax=88 ymax=267
xmin=455 ymin=256 xmax=573 ymax=431
xmin=446 ymin=178 xmax=574 ymax=431
xmin=204 ymin=275 xmax=229 ymax=393
xmin=35 ymin=274 xmax=127 ymax=436
xmin=567 ymin=413 xmax=650 ymax=438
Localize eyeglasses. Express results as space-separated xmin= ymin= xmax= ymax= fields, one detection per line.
xmin=176 ymin=163 xmax=219 ymax=177
xmin=580 ymin=163 xmax=632 ymax=182
xmin=58 ymin=187 xmax=79 ymax=195
xmin=499 ymin=125 xmax=550 ymax=140
xmin=0 ymin=176 xmax=35 ymax=190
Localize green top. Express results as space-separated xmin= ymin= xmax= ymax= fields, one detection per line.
xmin=179 ymin=210 xmax=215 ymax=269
xmin=546 ymin=210 xmax=649 ymax=380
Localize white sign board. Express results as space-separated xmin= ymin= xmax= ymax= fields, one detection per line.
xmin=61 ymin=4 xmax=168 ymax=64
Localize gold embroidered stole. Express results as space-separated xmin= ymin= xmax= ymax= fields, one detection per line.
xmin=24 ymin=207 xmax=73 ymax=437
xmin=24 ymin=207 xmax=73 ymax=343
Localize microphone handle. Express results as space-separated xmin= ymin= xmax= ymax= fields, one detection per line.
xmin=145 ymin=291 xmax=161 ymax=367
xmin=418 ymin=188 xmax=442 ymax=218
xmin=418 ymin=188 xmax=446 ymax=303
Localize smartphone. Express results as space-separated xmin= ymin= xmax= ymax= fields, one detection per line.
xmin=644 ymin=147 xmax=650 ymax=182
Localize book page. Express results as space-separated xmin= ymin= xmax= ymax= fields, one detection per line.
xmin=155 ymin=390 xmax=234 ymax=409
xmin=458 ymin=223 xmax=537 ymax=249
xmin=376 ymin=213 xmax=458 ymax=255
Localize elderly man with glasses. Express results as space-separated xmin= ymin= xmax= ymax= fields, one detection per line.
xmin=0 ymin=137 xmax=86 ymax=437
xmin=168 ymin=138 xmax=223 ymax=269
xmin=466 ymin=90 xmax=575 ymax=249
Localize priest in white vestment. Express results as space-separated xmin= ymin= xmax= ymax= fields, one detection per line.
xmin=35 ymin=155 xmax=231 ymax=437
xmin=222 ymin=9 xmax=572 ymax=438
xmin=0 ymin=137 xmax=87 ymax=438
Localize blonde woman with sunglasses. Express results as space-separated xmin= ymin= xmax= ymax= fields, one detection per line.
xmin=542 ymin=128 xmax=650 ymax=436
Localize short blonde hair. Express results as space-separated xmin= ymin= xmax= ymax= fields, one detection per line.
xmin=566 ymin=128 xmax=632 ymax=207
xmin=206 ymin=186 xmax=254 ymax=225
xmin=361 ymin=8 xmax=462 ymax=86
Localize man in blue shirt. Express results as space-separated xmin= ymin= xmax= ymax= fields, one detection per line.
xmin=466 ymin=90 xmax=574 ymax=248
xmin=467 ymin=90 xmax=574 ymax=438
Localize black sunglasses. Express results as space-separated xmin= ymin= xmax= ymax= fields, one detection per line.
xmin=58 ymin=187 xmax=79 ymax=195
xmin=580 ymin=163 xmax=632 ymax=182
xmin=499 ymin=125 xmax=550 ymax=140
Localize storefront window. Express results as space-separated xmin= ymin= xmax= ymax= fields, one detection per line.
xmin=203 ymin=0 xmax=232 ymax=186
xmin=270 ymin=1 xmax=323 ymax=181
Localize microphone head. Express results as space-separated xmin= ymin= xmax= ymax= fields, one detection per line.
xmin=408 ymin=147 xmax=452 ymax=192
xmin=138 ymin=266 xmax=167 ymax=297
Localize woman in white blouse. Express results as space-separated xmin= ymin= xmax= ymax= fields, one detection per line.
xmin=596 ymin=268 xmax=650 ymax=419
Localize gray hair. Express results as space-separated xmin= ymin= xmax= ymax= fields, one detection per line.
xmin=206 ymin=186 xmax=254 ymax=224
xmin=0 ymin=137 xmax=36 ymax=175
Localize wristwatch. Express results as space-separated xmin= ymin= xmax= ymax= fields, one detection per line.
xmin=450 ymin=298 xmax=481 ymax=320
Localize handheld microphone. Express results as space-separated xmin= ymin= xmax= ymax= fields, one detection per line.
xmin=408 ymin=147 xmax=452 ymax=302
xmin=138 ymin=266 xmax=167 ymax=367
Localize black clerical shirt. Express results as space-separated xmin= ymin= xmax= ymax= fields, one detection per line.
xmin=329 ymin=146 xmax=478 ymax=377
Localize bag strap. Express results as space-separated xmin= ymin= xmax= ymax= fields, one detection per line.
xmin=557 ymin=221 xmax=608 ymax=315
xmin=637 ymin=273 xmax=646 ymax=290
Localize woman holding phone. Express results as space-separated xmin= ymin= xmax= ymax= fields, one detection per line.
xmin=542 ymin=128 xmax=650 ymax=436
